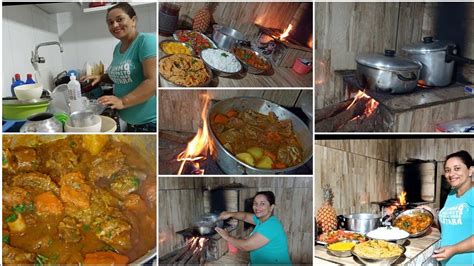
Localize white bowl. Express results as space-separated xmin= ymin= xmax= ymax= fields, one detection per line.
xmin=14 ymin=84 xmax=43 ymax=101
xmin=100 ymin=115 xmax=117 ymax=132
xmin=65 ymin=114 xmax=102 ymax=132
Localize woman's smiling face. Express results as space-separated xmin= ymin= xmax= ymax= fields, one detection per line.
xmin=107 ymin=8 xmax=136 ymax=40
xmin=444 ymin=156 xmax=472 ymax=189
xmin=253 ymin=194 xmax=274 ymax=219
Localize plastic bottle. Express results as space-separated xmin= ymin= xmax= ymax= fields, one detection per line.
xmin=67 ymin=73 xmax=81 ymax=101
xmin=25 ymin=74 xmax=35 ymax=84
xmin=10 ymin=73 xmax=25 ymax=97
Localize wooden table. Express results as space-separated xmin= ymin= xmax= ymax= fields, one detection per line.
xmin=158 ymin=36 xmax=313 ymax=88
xmin=314 ymin=228 xmax=441 ymax=265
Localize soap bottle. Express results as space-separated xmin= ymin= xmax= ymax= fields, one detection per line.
xmin=25 ymin=74 xmax=35 ymax=84
xmin=68 ymin=73 xmax=84 ymax=112
xmin=10 ymin=73 xmax=25 ymax=97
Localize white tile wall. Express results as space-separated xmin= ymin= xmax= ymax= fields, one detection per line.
xmin=2 ymin=3 xmax=157 ymax=96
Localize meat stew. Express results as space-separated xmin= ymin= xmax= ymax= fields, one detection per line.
xmin=2 ymin=135 xmax=156 ymax=265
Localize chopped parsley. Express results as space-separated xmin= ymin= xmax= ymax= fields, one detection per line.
xmin=82 ymin=224 xmax=91 ymax=232
xmin=5 ymin=213 xmax=17 ymax=223
xmin=2 ymin=153 xmax=8 ymax=166
xmin=3 ymin=235 xmax=10 ymax=244
xmin=221 ymin=53 xmax=229 ymax=57
xmin=34 ymin=254 xmax=48 ymax=266
xmin=12 ymin=204 xmax=26 ymax=213
xmin=132 ymin=177 xmax=140 ymax=189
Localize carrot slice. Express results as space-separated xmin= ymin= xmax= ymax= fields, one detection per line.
xmin=225 ymin=109 xmax=238 ymax=118
xmin=83 ymin=252 xmax=129 ymax=265
xmin=214 ymin=114 xmax=229 ymax=124
xmin=273 ymin=162 xmax=287 ymax=169
xmin=34 ymin=191 xmax=63 ymax=215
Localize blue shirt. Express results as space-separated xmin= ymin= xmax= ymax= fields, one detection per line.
xmin=438 ymin=187 xmax=474 ymax=265
xmin=108 ymin=32 xmax=156 ymax=125
xmin=250 ymin=215 xmax=291 ymax=265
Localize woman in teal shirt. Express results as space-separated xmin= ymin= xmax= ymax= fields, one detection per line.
xmin=424 ymin=150 xmax=474 ymax=265
xmin=82 ymin=3 xmax=156 ymax=132
xmin=216 ymin=191 xmax=291 ymax=265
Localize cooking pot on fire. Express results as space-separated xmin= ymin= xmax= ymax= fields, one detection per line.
xmin=402 ymin=37 xmax=474 ymax=87
xmin=192 ymin=213 xmax=224 ymax=236
xmin=355 ymin=49 xmax=422 ymax=94
xmin=338 ymin=213 xmax=381 ymax=234
xmin=212 ymin=25 xmax=250 ymax=51
xmin=207 ymin=97 xmax=313 ymax=175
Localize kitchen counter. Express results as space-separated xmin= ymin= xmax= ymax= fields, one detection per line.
xmin=158 ymin=36 xmax=313 ymax=88
xmin=314 ymin=228 xmax=441 ymax=265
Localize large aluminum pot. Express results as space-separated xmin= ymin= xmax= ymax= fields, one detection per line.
xmin=402 ymin=37 xmax=455 ymax=87
xmin=356 ymin=49 xmax=422 ymax=94
xmin=338 ymin=213 xmax=381 ymax=234
xmin=207 ymin=97 xmax=313 ymax=175
xmin=212 ymin=26 xmax=246 ymax=51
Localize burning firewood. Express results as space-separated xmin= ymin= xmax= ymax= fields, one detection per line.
xmin=315 ymin=97 xmax=370 ymax=131
xmin=314 ymin=99 xmax=353 ymax=123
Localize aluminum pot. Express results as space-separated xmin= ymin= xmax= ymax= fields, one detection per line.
xmin=207 ymin=97 xmax=313 ymax=175
xmin=20 ymin=112 xmax=63 ymax=133
xmin=402 ymin=37 xmax=474 ymax=87
xmin=338 ymin=213 xmax=381 ymax=234
xmin=212 ymin=25 xmax=248 ymax=51
xmin=355 ymin=49 xmax=422 ymax=94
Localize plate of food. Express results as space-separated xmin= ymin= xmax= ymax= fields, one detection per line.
xmin=233 ymin=46 xmax=271 ymax=74
xmin=159 ymin=54 xmax=213 ymax=87
xmin=393 ymin=208 xmax=433 ymax=237
xmin=173 ymin=30 xmax=217 ymax=55
xmin=317 ymin=230 xmax=367 ymax=245
xmin=351 ymin=239 xmax=405 ymax=265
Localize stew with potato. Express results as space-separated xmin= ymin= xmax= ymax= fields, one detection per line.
xmin=210 ymin=109 xmax=303 ymax=169
xmin=2 ymin=135 xmax=156 ymax=265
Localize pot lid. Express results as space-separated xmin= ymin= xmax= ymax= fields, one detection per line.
xmin=402 ymin=37 xmax=455 ymax=53
xmin=356 ymin=49 xmax=421 ymax=71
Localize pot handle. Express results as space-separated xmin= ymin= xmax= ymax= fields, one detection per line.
xmin=445 ymin=45 xmax=474 ymax=64
xmin=396 ymin=72 xmax=418 ymax=81
xmin=337 ymin=215 xmax=345 ymax=229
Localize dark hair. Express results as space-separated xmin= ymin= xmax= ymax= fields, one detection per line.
xmin=445 ymin=150 xmax=473 ymax=168
xmin=107 ymin=2 xmax=136 ymax=19
xmin=254 ymin=191 xmax=276 ymax=205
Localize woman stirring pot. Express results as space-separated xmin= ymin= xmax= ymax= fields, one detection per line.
xmin=216 ymin=191 xmax=291 ymax=265
xmin=81 ymin=3 xmax=156 ymax=132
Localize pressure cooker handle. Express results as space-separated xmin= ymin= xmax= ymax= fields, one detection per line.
xmin=337 ymin=215 xmax=345 ymax=229
xmin=396 ymin=72 xmax=418 ymax=81
xmin=446 ymin=45 xmax=474 ymax=64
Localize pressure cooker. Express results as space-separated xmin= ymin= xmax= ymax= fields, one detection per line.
xmin=402 ymin=37 xmax=474 ymax=87
xmin=355 ymin=49 xmax=422 ymax=94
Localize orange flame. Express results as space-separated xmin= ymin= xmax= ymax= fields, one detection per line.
xmin=177 ymin=94 xmax=212 ymax=175
xmin=307 ymin=33 xmax=313 ymax=49
xmin=280 ymin=24 xmax=293 ymax=40
xmin=346 ymin=90 xmax=379 ymax=117
xmin=399 ymin=191 xmax=407 ymax=206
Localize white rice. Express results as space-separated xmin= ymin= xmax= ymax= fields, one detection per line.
xmin=201 ymin=49 xmax=241 ymax=73
xmin=367 ymin=227 xmax=409 ymax=240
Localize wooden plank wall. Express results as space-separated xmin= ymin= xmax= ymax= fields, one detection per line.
xmin=158 ymin=177 xmax=205 ymax=256
xmin=315 ymin=2 xmax=426 ymax=109
xmin=159 ymin=89 xmax=311 ymax=133
xmin=393 ymin=98 xmax=474 ymax=132
xmin=200 ymin=176 xmax=313 ymax=264
xmin=173 ymin=2 xmax=302 ymax=40
xmin=395 ymin=138 xmax=474 ymax=208
xmin=314 ymin=139 xmax=397 ymax=216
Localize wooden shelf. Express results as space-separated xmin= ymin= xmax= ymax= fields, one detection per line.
xmin=82 ymin=2 xmax=153 ymax=13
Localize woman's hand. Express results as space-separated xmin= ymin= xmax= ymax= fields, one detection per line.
xmin=98 ymin=96 xmax=124 ymax=110
xmin=215 ymin=227 xmax=230 ymax=240
xmin=219 ymin=211 xmax=233 ymax=220
xmin=80 ymin=74 xmax=102 ymax=86
xmin=432 ymin=246 xmax=457 ymax=261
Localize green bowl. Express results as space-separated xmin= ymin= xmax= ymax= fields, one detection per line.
xmin=3 ymin=101 xmax=50 ymax=120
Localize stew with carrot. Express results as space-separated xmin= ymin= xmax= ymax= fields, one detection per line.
xmin=210 ymin=109 xmax=303 ymax=169
xmin=2 ymin=135 xmax=156 ymax=265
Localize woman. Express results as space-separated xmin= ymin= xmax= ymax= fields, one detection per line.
xmin=424 ymin=150 xmax=474 ymax=265
xmin=216 ymin=191 xmax=291 ymax=265
xmin=81 ymin=3 xmax=156 ymax=132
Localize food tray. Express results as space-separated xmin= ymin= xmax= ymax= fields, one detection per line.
xmin=317 ymin=230 xmax=367 ymax=245
xmin=173 ymin=30 xmax=217 ymax=55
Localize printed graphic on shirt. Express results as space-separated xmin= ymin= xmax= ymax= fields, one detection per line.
xmin=109 ymin=59 xmax=135 ymax=84
xmin=439 ymin=203 xmax=469 ymax=225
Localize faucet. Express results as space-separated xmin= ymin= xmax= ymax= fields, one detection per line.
xmin=31 ymin=41 xmax=64 ymax=72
